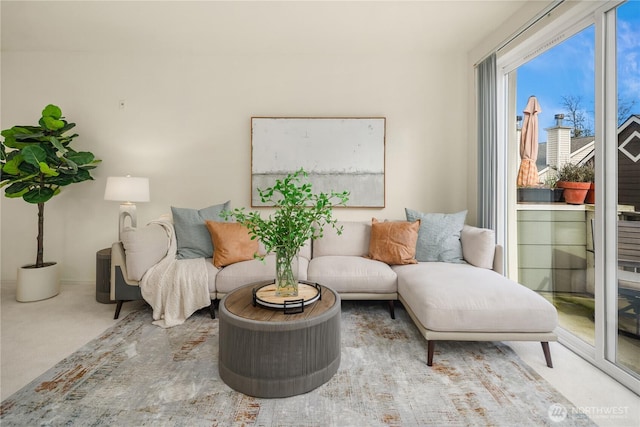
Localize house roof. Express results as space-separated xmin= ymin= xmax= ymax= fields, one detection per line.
xmin=571 ymin=137 xmax=595 ymax=152
xmin=620 ymin=115 xmax=640 ymax=128
xmin=536 ymin=137 xmax=595 ymax=170
xmin=536 ymin=116 xmax=640 ymax=169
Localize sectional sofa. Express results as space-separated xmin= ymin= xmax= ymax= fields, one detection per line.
xmin=110 ymin=210 xmax=558 ymax=367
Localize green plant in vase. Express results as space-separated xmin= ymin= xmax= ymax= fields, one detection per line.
xmin=222 ymin=168 xmax=349 ymax=297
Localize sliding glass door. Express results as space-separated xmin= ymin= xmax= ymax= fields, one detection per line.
xmin=612 ymin=0 xmax=640 ymax=379
xmin=513 ymin=23 xmax=597 ymax=348
xmin=498 ymin=0 xmax=639 ymax=393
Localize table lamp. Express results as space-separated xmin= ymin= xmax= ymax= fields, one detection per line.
xmin=104 ymin=175 xmax=150 ymax=240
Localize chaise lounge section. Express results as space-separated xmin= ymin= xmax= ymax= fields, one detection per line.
xmin=394 ymin=262 xmax=557 ymax=367
xmin=308 ymin=221 xmax=558 ymax=367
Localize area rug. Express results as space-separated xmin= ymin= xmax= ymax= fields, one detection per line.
xmin=1 ymin=301 xmax=593 ymax=426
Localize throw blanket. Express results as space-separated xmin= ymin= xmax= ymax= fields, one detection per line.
xmin=140 ymin=219 xmax=211 ymax=328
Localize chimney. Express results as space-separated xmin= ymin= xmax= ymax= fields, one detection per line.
xmin=546 ymin=114 xmax=572 ymax=171
xmin=555 ymin=114 xmax=564 ymax=127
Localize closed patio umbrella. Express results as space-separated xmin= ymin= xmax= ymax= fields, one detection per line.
xmin=517 ymin=96 xmax=542 ymax=187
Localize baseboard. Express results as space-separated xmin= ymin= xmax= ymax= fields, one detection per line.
xmin=1 ymin=280 xmax=94 ymax=288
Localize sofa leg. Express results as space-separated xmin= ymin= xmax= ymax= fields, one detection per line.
xmin=209 ymin=300 xmax=216 ymax=319
xmin=427 ymin=341 xmax=435 ymax=366
xmin=388 ymin=300 xmax=395 ymax=319
xmin=541 ymin=342 xmax=553 ymax=368
xmin=114 ymin=301 xmax=124 ymax=320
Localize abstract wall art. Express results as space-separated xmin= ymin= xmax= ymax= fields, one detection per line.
xmin=251 ymin=117 xmax=386 ymax=207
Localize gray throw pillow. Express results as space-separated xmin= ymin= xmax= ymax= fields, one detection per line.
xmin=171 ymin=201 xmax=230 ymax=259
xmin=405 ymin=208 xmax=467 ymax=263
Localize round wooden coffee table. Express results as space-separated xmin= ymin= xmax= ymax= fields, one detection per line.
xmin=218 ymin=280 xmax=341 ymax=398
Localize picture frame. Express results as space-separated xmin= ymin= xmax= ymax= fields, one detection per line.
xmin=251 ymin=117 xmax=386 ymax=207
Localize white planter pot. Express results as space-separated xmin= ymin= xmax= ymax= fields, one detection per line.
xmin=16 ymin=262 xmax=60 ymax=302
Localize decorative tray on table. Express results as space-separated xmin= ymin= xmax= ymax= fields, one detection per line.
xmin=252 ymin=280 xmax=321 ymax=314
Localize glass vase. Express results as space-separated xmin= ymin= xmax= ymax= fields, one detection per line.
xmin=275 ymin=249 xmax=299 ymax=297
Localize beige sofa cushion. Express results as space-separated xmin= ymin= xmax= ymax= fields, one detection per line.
xmin=296 ymin=239 xmax=312 ymax=261
xmin=312 ymin=221 xmax=370 ymax=257
xmin=215 ymin=254 xmax=309 ymax=295
xmin=461 ymin=225 xmax=496 ymax=269
xmin=394 ymin=262 xmax=557 ymax=333
xmin=308 ymin=256 xmax=397 ymax=293
xmin=120 ymin=224 xmax=169 ymax=281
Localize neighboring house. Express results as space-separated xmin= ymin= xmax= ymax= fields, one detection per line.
xmin=536 ymin=116 xmax=594 ymax=185
xmin=535 ymin=114 xmax=640 ymax=211
xmin=618 ymin=115 xmax=640 ymax=211
xmin=537 ymin=137 xmax=594 ymax=180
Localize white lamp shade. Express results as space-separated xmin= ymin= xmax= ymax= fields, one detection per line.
xmin=104 ymin=176 xmax=150 ymax=202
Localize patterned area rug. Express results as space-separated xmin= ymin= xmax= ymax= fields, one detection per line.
xmin=1 ymin=301 xmax=593 ymax=426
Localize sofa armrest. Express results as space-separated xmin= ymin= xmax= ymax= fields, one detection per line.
xmin=111 ymin=242 xmax=131 ymax=281
xmin=461 ymin=225 xmax=496 ymax=270
xmin=110 ymin=242 xmax=140 ymax=300
xmin=119 ymin=224 xmax=170 ymax=281
xmin=493 ymin=244 xmax=504 ymax=275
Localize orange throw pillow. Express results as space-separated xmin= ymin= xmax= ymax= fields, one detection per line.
xmin=205 ymin=221 xmax=259 ymax=268
xmin=368 ymin=218 xmax=420 ymax=265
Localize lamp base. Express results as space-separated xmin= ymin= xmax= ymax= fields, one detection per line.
xmin=118 ymin=203 xmax=137 ymax=240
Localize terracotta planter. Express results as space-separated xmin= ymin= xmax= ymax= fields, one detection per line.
xmin=585 ymin=183 xmax=595 ymax=204
xmin=557 ymin=181 xmax=591 ymax=205
xmin=16 ymin=262 xmax=59 ymax=302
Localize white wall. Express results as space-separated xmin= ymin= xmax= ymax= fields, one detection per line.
xmin=2 ymin=0 xmax=553 ymax=284
xmin=1 ymin=46 xmax=470 ymax=282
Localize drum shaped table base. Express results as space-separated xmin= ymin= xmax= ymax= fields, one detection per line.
xmin=218 ymin=282 xmax=341 ymax=398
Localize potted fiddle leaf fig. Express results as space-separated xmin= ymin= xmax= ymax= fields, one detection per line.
xmin=222 ymin=168 xmax=349 ymax=297
xmin=1 ymin=104 xmax=101 ymax=301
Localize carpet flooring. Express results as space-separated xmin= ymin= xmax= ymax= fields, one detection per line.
xmin=1 ymin=301 xmax=594 ymax=426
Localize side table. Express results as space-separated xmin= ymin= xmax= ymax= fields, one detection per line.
xmin=96 ymin=248 xmax=114 ymax=304
xmin=218 ymin=281 xmax=341 ymax=398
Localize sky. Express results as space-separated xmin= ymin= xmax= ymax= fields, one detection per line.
xmin=517 ymin=1 xmax=640 ymax=139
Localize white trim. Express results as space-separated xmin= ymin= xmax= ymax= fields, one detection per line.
xmin=618 ymin=130 xmax=640 ymax=163
xmin=593 ymin=0 xmax=640 ymax=395
xmin=498 ymin=1 xmax=607 ymax=74
xmin=618 ymin=114 xmax=640 ymax=130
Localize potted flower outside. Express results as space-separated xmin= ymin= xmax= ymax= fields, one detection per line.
xmin=556 ymin=163 xmax=592 ymax=205
xmin=546 ymin=175 xmax=565 ymax=202
xmin=1 ymin=104 xmax=101 ymax=301
xmin=222 ymin=168 xmax=349 ymax=297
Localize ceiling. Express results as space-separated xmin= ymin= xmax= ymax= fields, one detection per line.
xmin=1 ymin=1 xmax=528 ymax=55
